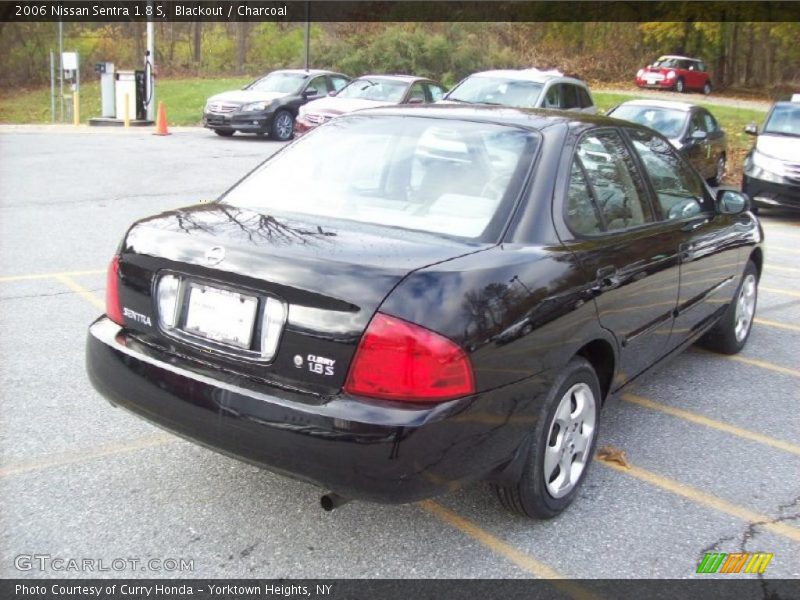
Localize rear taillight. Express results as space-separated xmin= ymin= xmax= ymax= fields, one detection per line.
xmin=344 ymin=312 xmax=475 ymax=403
xmin=105 ymin=256 xmax=124 ymax=325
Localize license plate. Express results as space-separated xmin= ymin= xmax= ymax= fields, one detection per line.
xmin=645 ymin=77 xmax=659 ymax=84
xmin=183 ymin=284 xmax=258 ymax=349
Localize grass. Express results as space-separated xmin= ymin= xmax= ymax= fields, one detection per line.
xmin=0 ymin=78 xmax=767 ymax=184
xmin=0 ymin=76 xmax=251 ymax=126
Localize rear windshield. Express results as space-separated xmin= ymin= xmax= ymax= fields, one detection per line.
xmin=446 ymin=77 xmax=544 ymax=108
xmin=336 ymin=78 xmax=408 ymax=102
xmin=610 ymin=105 xmax=687 ymax=139
xmin=223 ymin=115 xmax=539 ymax=241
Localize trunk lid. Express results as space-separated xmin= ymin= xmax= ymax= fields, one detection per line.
xmin=116 ymin=204 xmax=483 ymax=400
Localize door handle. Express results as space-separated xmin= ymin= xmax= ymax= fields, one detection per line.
xmin=681 ymin=217 xmax=708 ymax=232
xmin=592 ymin=266 xmax=618 ymax=294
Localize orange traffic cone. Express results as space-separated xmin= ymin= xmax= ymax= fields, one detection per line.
xmin=154 ymin=101 xmax=170 ymax=136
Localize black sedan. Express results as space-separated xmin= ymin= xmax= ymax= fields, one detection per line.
xmin=87 ymin=106 xmax=762 ymax=518
xmin=203 ymin=69 xmax=350 ymax=140
xmin=607 ymin=99 xmax=728 ymax=184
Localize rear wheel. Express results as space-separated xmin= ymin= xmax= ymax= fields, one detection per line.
xmin=703 ymin=81 xmax=712 ymax=95
xmin=270 ymin=110 xmax=294 ymax=141
xmin=214 ymin=129 xmax=235 ymax=137
xmin=700 ymin=261 xmax=758 ymax=354
xmin=492 ymin=357 xmax=600 ymax=518
xmin=675 ymin=78 xmax=685 ymax=93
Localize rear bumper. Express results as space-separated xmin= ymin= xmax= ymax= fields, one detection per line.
xmin=86 ymin=317 xmax=546 ymax=503
xmin=743 ymin=175 xmax=800 ymax=210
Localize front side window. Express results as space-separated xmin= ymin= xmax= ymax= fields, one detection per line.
xmin=407 ymin=82 xmax=426 ymax=103
xmin=544 ymin=85 xmax=560 ymax=108
xmin=702 ymin=111 xmax=718 ymax=133
xmin=446 ymin=76 xmax=544 ymax=108
xmin=575 ymin=130 xmax=652 ymax=232
xmin=627 ymin=129 xmax=709 ymax=220
xmin=223 ymin=116 xmax=539 ymax=241
xmin=305 ymin=76 xmax=329 ymax=96
xmin=689 ymin=112 xmax=707 ymax=135
xmin=578 ymin=87 xmax=593 ymax=109
xmin=561 ymin=85 xmax=580 ymax=109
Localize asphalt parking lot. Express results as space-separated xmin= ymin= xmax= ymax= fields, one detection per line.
xmin=0 ymin=126 xmax=798 ymax=584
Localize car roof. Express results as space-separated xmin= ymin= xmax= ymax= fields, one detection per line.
xmin=355 ymin=74 xmax=434 ymax=83
xmin=614 ymin=99 xmax=697 ymax=112
xmin=656 ymin=55 xmax=700 ymax=62
xmin=466 ymin=68 xmax=586 ymax=86
xmin=271 ymin=69 xmax=345 ymax=76
xmin=342 ymin=103 xmax=624 ymax=132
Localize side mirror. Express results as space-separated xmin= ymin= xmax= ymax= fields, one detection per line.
xmin=690 ymin=130 xmax=708 ymax=141
xmin=407 ymin=97 xmax=425 ymax=105
xmin=744 ymin=123 xmax=758 ymax=136
xmin=302 ymin=90 xmax=318 ymax=99
xmin=716 ymin=188 xmax=750 ymax=215
xmin=327 ymin=90 xmax=337 ymax=97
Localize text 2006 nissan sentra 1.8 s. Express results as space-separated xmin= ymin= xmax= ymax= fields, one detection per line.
xmin=87 ymin=106 xmax=762 ymax=518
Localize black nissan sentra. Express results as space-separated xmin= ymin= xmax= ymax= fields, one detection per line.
xmin=87 ymin=106 xmax=762 ymax=518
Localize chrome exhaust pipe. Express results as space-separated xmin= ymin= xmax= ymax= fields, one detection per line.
xmin=320 ymin=492 xmax=351 ymax=512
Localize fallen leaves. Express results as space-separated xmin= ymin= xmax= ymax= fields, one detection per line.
xmin=596 ymin=445 xmax=631 ymax=468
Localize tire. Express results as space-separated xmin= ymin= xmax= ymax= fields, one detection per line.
xmin=709 ymin=154 xmax=726 ymax=186
xmin=492 ymin=357 xmax=601 ymax=519
xmin=703 ymin=81 xmax=712 ymax=95
xmin=700 ymin=261 xmax=758 ymax=355
xmin=675 ymin=78 xmax=685 ymax=93
xmin=214 ymin=129 xmax=235 ymax=137
xmin=270 ymin=110 xmax=294 ymax=141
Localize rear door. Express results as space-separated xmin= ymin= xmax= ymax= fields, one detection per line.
xmin=683 ymin=110 xmax=712 ymax=178
xmin=558 ymin=128 xmax=681 ymax=382
xmin=624 ymin=127 xmax=741 ymax=348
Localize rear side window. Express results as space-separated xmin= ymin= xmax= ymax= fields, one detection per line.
xmin=626 ymin=128 xmax=709 ymax=220
xmin=425 ymin=83 xmax=445 ymax=102
xmin=574 ymin=130 xmax=652 ymax=232
xmin=566 ymin=160 xmax=603 ymax=235
xmin=330 ymin=76 xmax=349 ymax=92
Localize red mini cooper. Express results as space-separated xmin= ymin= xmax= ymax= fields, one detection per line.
xmin=636 ymin=55 xmax=712 ymax=95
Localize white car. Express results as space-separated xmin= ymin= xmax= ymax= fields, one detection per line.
xmin=442 ymin=68 xmax=597 ymax=113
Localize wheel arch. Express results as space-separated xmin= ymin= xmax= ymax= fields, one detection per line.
xmin=574 ymin=338 xmax=616 ymax=404
xmin=749 ymin=246 xmax=763 ymax=280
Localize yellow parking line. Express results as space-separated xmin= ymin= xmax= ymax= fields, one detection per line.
xmin=0 ymin=433 xmax=177 ymax=478
xmin=55 ymin=274 xmax=104 ymax=310
xmin=597 ymin=458 xmax=800 ymax=543
xmin=0 ymin=268 xmax=104 ymax=283
xmin=621 ymin=393 xmax=800 ymax=456
xmin=768 ymin=264 xmax=800 ymax=274
xmin=755 ymin=318 xmax=800 ymax=333
xmin=760 ymin=286 xmax=800 ymax=299
xmin=692 ymin=349 xmax=800 ymax=379
xmin=419 ymin=500 xmax=601 ymax=598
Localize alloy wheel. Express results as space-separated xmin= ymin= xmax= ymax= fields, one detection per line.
xmin=274 ymin=112 xmax=293 ymax=140
xmin=734 ymin=274 xmax=757 ymax=342
xmin=543 ymin=382 xmax=596 ymax=498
